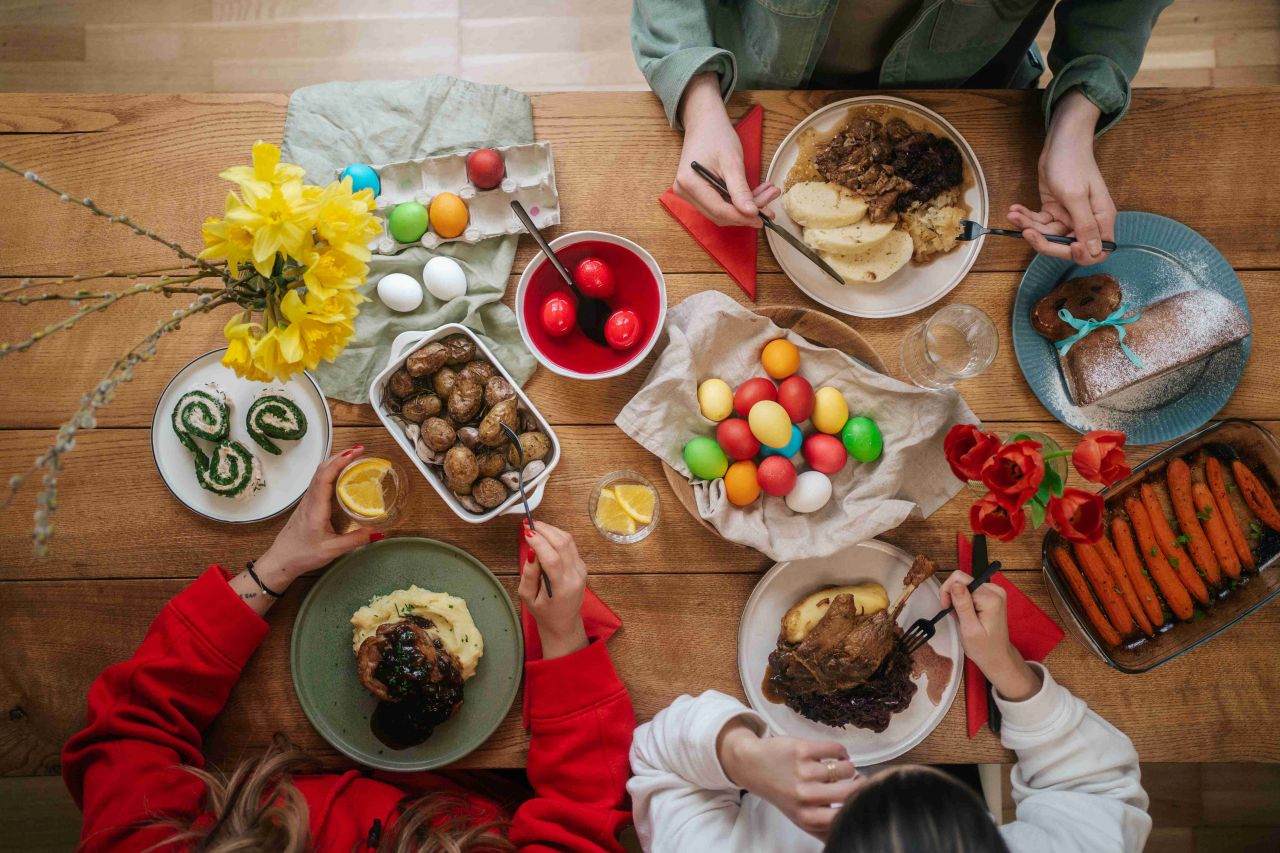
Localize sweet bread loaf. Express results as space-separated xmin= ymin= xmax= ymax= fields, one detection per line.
xmin=1061 ymin=289 xmax=1249 ymax=407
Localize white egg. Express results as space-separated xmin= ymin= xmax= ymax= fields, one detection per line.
xmin=422 ymin=256 xmax=468 ymax=302
xmin=785 ymin=470 xmax=832 ymax=514
xmin=376 ymin=272 xmax=423 ymax=313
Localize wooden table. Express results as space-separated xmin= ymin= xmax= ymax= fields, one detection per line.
xmin=2 ymin=89 xmax=1279 ymax=784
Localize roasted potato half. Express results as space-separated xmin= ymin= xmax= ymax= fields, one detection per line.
xmin=781 ymin=582 xmax=889 ymax=645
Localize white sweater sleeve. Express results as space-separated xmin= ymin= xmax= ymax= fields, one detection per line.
xmin=628 ymin=691 xmax=815 ymax=853
xmin=997 ymin=663 xmax=1152 ymax=853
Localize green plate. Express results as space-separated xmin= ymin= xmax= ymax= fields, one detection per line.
xmin=291 ymin=537 xmax=522 ymax=771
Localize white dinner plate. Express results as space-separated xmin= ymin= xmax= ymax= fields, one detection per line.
xmin=738 ymin=540 xmax=961 ymax=766
xmin=150 ymin=349 xmax=333 ymax=523
xmin=764 ymin=96 xmax=988 ymax=319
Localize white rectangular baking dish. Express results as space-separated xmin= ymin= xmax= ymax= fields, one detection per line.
xmin=369 ymin=324 xmax=560 ymax=523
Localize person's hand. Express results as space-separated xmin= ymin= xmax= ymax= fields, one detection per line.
xmin=674 ymin=72 xmax=780 ymax=227
xmin=717 ymin=719 xmax=863 ymax=840
xmin=1008 ymin=90 xmax=1115 ymax=266
xmin=519 ymin=520 xmax=588 ymax=660
xmin=939 ymin=571 xmax=1042 ymax=702
xmin=255 ymin=446 xmax=380 ymax=583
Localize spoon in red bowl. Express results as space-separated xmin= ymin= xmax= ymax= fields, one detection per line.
xmin=510 ymin=200 xmax=610 ymax=346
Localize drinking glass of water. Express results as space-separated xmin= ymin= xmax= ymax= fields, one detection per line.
xmin=900 ymin=304 xmax=998 ymax=389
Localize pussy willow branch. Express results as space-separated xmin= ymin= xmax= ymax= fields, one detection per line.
xmin=0 ymin=160 xmax=228 ymax=277
xmin=0 ymin=265 xmax=205 ymax=298
xmin=0 ymin=285 xmax=225 ymax=303
xmin=3 ymin=293 xmax=235 ymax=556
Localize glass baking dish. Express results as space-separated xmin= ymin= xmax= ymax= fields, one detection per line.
xmin=1042 ymin=419 xmax=1280 ymax=673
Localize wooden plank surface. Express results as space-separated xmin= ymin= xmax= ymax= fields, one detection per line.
xmin=1 ymin=88 xmax=1279 ymax=781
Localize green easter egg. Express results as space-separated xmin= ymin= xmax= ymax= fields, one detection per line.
xmin=388 ymin=201 xmax=429 ymax=243
xmin=841 ymin=416 xmax=883 ymax=462
xmin=683 ymin=436 xmax=729 ymax=481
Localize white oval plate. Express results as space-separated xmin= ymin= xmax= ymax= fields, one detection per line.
xmin=150 ymin=349 xmax=333 ymax=523
xmin=764 ymin=96 xmax=988 ymax=319
xmin=738 ymin=540 xmax=961 ymax=766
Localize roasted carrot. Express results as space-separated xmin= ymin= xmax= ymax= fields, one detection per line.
xmin=1125 ymin=498 xmax=1197 ymax=620
xmin=1206 ymin=457 xmax=1255 ymax=570
xmin=1166 ymin=459 xmax=1221 ymax=586
xmin=1232 ymin=459 xmax=1280 ymax=532
xmin=1139 ymin=483 xmax=1211 ymax=605
xmin=1052 ymin=545 xmax=1123 ymax=647
xmin=1073 ymin=542 xmax=1136 ymax=638
xmin=1112 ymin=516 xmax=1166 ymax=628
xmin=1094 ymin=534 xmax=1155 ymax=637
xmin=1192 ymin=480 xmax=1242 ymax=580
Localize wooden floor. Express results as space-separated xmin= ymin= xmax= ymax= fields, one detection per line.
xmin=0 ymin=0 xmax=1276 ymax=92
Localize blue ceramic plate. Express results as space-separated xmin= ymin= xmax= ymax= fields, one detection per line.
xmin=1011 ymin=212 xmax=1250 ymax=445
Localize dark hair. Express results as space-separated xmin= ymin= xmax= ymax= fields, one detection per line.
xmin=823 ymin=766 xmax=1011 ymax=853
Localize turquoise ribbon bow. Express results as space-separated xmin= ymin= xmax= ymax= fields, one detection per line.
xmin=1054 ymin=303 xmax=1145 ymax=368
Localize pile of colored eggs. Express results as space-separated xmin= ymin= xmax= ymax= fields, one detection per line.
xmin=682 ymin=338 xmax=884 ymax=513
xmin=539 ymin=256 xmax=644 ymax=353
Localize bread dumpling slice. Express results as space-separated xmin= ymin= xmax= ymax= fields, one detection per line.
xmin=782 ymin=181 xmax=867 ymax=228
xmin=820 ymin=229 xmax=914 ymax=283
xmin=802 ymin=220 xmax=897 ymax=254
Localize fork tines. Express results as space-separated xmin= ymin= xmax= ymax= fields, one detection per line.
xmin=900 ymin=622 xmax=934 ymax=655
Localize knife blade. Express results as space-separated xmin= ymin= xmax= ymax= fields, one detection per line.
xmin=689 ymin=161 xmax=846 ymax=286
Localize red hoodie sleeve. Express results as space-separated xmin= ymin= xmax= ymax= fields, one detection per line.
xmin=62 ymin=565 xmax=270 ymax=853
xmin=507 ymin=639 xmax=635 ymax=852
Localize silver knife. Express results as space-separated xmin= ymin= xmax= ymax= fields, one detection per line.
xmin=689 ymin=161 xmax=846 ymax=286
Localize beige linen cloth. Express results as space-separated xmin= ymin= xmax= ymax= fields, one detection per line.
xmin=616 ymin=291 xmax=977 ymax=560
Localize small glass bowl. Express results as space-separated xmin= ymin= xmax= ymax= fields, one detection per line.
xmin=589 ymin=470 xmax=660 ymax=544
xmin=336 ymin=456 xmax=409 ymax=529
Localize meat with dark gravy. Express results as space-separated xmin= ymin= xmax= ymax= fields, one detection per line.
xmin=357 ymin=616 xmax=465 ymax=747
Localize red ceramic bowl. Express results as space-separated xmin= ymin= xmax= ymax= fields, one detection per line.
xmin=516 ymin=231 xmax=666 ymax=380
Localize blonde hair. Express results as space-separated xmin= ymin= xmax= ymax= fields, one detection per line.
xmin=143 ymin=736 xmax=517 ymax=853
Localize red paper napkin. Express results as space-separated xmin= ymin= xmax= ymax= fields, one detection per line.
xmin=518 ymin=532 xmax=622 ymax=729
xmin=659 ymin=103 xmax=764 ymax=299
xmin=957 ymin=533 xmax=1065 ymax=738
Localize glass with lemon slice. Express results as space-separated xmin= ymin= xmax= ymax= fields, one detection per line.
xmin=589 ymin=470 xmax=659 ymax=544
xmin=335 ymin=456 xmax=408 ymax=527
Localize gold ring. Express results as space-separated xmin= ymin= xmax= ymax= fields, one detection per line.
xmin=823 ymin=758 xmax=839 ymax=784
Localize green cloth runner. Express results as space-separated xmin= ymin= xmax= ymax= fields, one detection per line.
xmin=281 ymin=76 xmax=537 ymax=403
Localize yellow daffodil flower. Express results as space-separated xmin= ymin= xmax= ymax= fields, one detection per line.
xmin=198 ymin=203 xmax=256 ymax=274
xmin=224 ymin=182 xmax=316 ymax=275
xmin=302 ymin=246 xmax=368 ymax=299
xmin=220 ymin=312 xmax=273 ymax=382
xmin=273 ymin=288 xmax=355 ymax=372
xmin=219 ymin=140 xmax=305 ymax=197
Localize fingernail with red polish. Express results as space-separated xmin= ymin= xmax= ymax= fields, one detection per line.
xmin=369 ymin=532 xmax=385 ymax=543
xmin=523 ymin=527 xmax=534 ymax=538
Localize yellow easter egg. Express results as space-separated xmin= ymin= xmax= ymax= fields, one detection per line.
xmin=697 ymin=378 xmax=734 ymax=422
xmin=724 ymin=460 xmax=761 ymax=506
xmin=429 ymin=192 xmax=469 ymax=238
xmin=761 ymin=338 xmax=800 ymax=380
xmin=812 ymin=386 xmax=850 ymax=434
xmin=748 ymin=400 xmax=792 ymax=448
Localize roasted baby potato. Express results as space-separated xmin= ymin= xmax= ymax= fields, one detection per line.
xmin=447 ymin=377 xmax=484 ymax=423
xmin=422 ymin=417 xmax=456 ymax=452
xmin=472 ymin=477 xmax=508 ymax=509
xmin=443 ymin=444 xmax=479 ymax=486
xmin=388 ymin=368 xmax=416 ymax=400
xmin=457 ymin=360 xmax=496 ymax=385
xmin=484 ymin=376 xmax=517 ymax=408
xmin=441 ymin=334 xmax=476 ymax=365
xmin=507 ymin=431 xmax=551 ymax=466
xmin=432 ymin=367 xmax=457 ymax=400
xmin=478 ymin=398 xmax=519 ymax=447
xmin=401 ymin=393 xmax=443 ymax=424
xmin=406 ymin=342 xmax=448 ymax=377
xmin=476 ymin=450 xmax=507 ymax=479
xmin=781 ymin=583 xmax=889 ymax=645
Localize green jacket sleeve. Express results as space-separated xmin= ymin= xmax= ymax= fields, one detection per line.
xmin=1042 ymin=0 xmax=1172 ymax=135
xmin=631 ymin=0 xmax=737 ymax=129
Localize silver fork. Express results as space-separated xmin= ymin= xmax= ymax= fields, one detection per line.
xmin=900 ymin=559 xmax=1002 ymax=655
xmin=501 ymin=422 xmax=551 ymax=598
xmin=958 ymin=219 xmax=1116 ymax=252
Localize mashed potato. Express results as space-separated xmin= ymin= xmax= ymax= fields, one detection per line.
xmin=351 ymin=585 xmax=484 ymax=680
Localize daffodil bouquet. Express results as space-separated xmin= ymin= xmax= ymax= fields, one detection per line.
xmin=0 ymin=142 xmax=378 ymax=555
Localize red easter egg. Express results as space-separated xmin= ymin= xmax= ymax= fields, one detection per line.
xmin=716 ymin=418 xmax=761 ymax=461
xmin=803 ymin=433 xmax=849 ymax=475
xmin=757 ymin=455 xmax=798 ymax=497
xmin=465 ymin=148 xmax=505 ymax=190
xmin=574 ymin=257 xmax=616 ymax=298
xmin=604 ymin=309 xmax=643 ymax=350
xmin=733 ymin=377 xmax=778 ymax=417
xmin=540 ymin=294 xmax=576 ymax=338
xmin=777 ymin=375 xmax=815 ymax=423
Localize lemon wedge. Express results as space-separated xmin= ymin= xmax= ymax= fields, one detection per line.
xmin=613 ymin=483 xmax=655 ymax=524
xmin=337 ymin=458 xmax=391 ymax=518
xmin=595 ymin=488 xmax=637 ymax=536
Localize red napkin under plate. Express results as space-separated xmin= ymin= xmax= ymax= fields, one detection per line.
xmin=957 ymin=532 xmax=1065 ymax=738
xmin=659 ymin=103 xmax=764 ymax=299
xmin=518 ymin=532 xmax=622 ymax=729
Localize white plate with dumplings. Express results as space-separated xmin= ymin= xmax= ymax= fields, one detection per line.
xmin=738 ymin=540 xmax=961 ymax=766
xmin=764 ymin=96 xmax=988 ymax=319
xmin=150 ymin=349 xmax=333 ymax=523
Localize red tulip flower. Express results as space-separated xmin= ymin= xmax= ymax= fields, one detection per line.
xmin=1072 ymin=430 xmax=1131 ymax=486
xmin=980 ymin=439 xmax=1045 ymax=510
xmin=970 ymin=492 xmax=1027 ymax=542
xmin=944 ymin=424 xmax=1002 ymax=482
xmin=1048 ymin=488 xmax=1105 ymax=544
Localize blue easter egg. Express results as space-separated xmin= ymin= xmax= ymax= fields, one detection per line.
xmin=341 ymin=163 xmax=381 ymax=197
xmin=760 ymin=424 xmax=802 ymax=458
